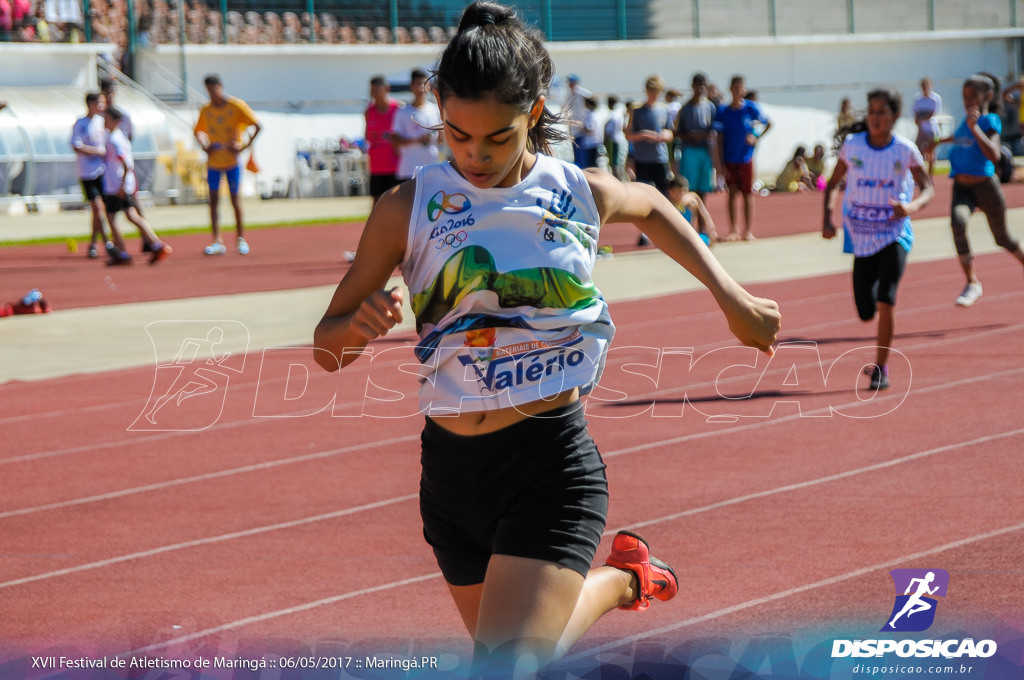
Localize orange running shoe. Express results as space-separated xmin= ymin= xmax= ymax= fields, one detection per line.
xmin=149 ymin=242 xmax=173 ymax=265
xmin=604 ymin=530 xmax=678 ymax=611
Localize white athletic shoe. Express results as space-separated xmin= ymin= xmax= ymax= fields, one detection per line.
xmin=204 ymin=242 xmax=227 ymax=256
xmin=954 ymin=282 xmax=983 ymax=307
xmin=236 ymin=237 xmax=250 ymax=255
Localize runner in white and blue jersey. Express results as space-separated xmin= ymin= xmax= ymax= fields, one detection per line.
xmin=823 ymin=88 xmax=934 ymax=391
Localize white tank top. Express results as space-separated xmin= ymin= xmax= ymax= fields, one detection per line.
xmin=401 ymin=154 xmax=614 ymax=415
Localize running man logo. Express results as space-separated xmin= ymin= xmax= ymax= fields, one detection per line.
xmin=881 ymin=569 xmax=949 ymax=632
xmin=130 ymin=320 xmax=249 ymax=432
xmin=427 ymin=190 xmax=471 ymax=222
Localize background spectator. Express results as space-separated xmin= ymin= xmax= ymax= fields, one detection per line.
xmin=390 ymin=68 xmax=443 ymax=181
xmin=715 ymin=74 xmax=772 ymax=240
xmin=913 ymin=77 xmax=942 ymax=175
xmin=364 ymin=74 xmax=401 ymax=205
xmin=676 ymin=71 xmax=719 ymax=231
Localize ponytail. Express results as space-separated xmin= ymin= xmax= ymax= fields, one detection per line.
xmin=833 ymin=119 xmax=867 ymax=153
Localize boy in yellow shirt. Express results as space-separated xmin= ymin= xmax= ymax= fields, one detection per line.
xmin=194 ymin=74 xmax=261 ymax=255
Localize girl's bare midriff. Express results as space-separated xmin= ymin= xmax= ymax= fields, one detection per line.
xmin=953 ymin=174 xmax=992 ymax=185
xmin=429 ymin=387 xmax=580 ymax=436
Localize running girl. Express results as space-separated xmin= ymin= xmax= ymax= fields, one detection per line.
xmin=937 ymin=73 xmax=1024 ymax=307
xmin=823 ymin=89 xmax=933 ymax=391
xmin=313 ymin=2 xmax=780 ymax=675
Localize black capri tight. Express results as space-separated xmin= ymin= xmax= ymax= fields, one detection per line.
xmin=950 ymin=176 xmax=1018 ymax=257
xmin=853 ymin=242 xmax=907 ymax=321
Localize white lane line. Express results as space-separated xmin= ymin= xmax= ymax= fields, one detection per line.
xmin=609 ymin=427 xmax=1024 ymax=534
xmin=120 ymin=573 xmax=442 ymax=657
xmin=0 ymin=493 xmax=418 ymax=591
xmin=602 ymin=365 xmax=1024 ymax=459
xmin=0 ymin=434 xmax=419 ymax=520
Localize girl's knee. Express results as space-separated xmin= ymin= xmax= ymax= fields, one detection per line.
xmin=993 ymin=232 xmax=1019 ymax=253
xmin=951 ymin=205 xmax=971 ymax=230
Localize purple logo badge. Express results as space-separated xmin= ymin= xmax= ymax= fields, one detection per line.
xmin=881 ymin=569 xmax=949 ymax=632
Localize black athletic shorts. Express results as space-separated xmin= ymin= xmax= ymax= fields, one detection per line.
xmin=633 ymin=161 xmax=671 ymax=195
xmin=852 ymin=241 xmax=907 ymax=321
xmin=419 ymin=402 xmax=609 ymax=586
xmin=369 ymin=173 xmax=401 ymax=199
xmin=103 ymin=193 xmax=138 ymax=215
xmin=80 ymin=176 xmax=104 ymax=201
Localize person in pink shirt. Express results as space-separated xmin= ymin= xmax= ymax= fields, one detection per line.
xmin=11 ymin=0 xmax=29 ymax=27
xmin=364 ymin=75 xmax=402 ymax=204
xmin=0 ymin=0 xmax=13 ymax=35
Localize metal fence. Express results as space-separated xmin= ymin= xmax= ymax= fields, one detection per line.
xmin=2 ymin=0 xmax=1020 ymax=48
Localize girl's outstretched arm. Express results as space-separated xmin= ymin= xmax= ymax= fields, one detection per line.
xmin=586 ymin=170 xmax=781 ymax=354
xmin=313 ymin=182 xmax=413 ymax=371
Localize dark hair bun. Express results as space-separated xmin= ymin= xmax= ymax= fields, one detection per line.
xmin=458 ymin=2 xmax=510 ymax=31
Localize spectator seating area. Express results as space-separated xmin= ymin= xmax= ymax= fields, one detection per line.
xmin=1 ymin=0 xmax=86 ymax=42
xmin=2 ymin=0 xmax=459 ymax=45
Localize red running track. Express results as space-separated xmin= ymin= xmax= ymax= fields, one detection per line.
xmin=1 ymin=240 xmax=1023 ymax=675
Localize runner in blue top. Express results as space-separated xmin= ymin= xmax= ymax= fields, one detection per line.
xmin=312 ymin=2 xmax=781 ymax=676
xmin=937 ymin=73 xmax=1024 ymax=307
xmin=822 ymin=89 xmax=933 ymax=391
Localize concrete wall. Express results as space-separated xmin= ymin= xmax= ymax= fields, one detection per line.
xmin=137 ymin=28 xmax=1023 ymax=122
xmin=134 ymin=27 xmax=1023 ymax=188
xmin=3 ymin=28 xmax=1023 ymax=202
xmin=0 ymin=43 xmax=112 ymax=89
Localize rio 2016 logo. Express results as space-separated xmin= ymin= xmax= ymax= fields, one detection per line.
xmin=427 ymin=191 xmax=471 ymax=222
